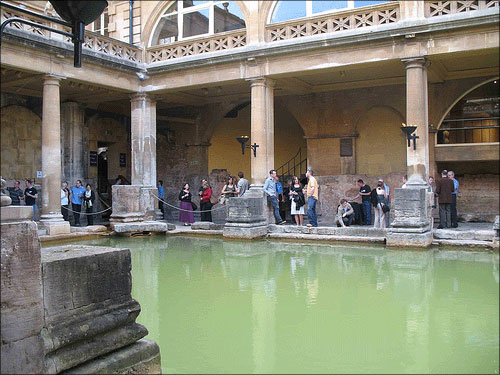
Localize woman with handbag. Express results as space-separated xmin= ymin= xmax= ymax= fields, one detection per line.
xmin=373 ymin=180 xmax=389 ymax=228
xmin=178 ymin=183 xmax=195 ymax=226
xmin=83 ymin=183 xmax=96 ymax=226
xmin=200 ymin=180 xmax=213 ymax=222
xmin=289 ymin=176 xmax=305 ymax=226
xmin=220 ymin=176 xmax=238 ymax=204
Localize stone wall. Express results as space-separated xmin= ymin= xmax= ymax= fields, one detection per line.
xmin=456 ymin=174 xmax=499 ymax=222
xmin=1 ymin=209 xmax=45 ymax=374
xmin=316 ymin=172 xmax=406 ymax=223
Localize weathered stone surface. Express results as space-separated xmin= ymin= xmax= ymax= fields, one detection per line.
xmin=0 ymin=205 xmax=33 ymax=222
xmin=223 ymin=188 xmax=269 ymax=239
xmin=63 ymin=339 xmax=161 ymax=374
xmin=386 ymin=231 xmax=433 ymax=248
xmin=493 ymin=215 xmax=500 ymax=250
xmin=268 ymin=224 xmax=386 ymax=237
xmin=434 ymin=229 xmax=494 ymax=241
xmin=268 ymin=233 xmax=386 ymax=243
xmin=113 ymin=221 xmax=169 ymax=234
xmin=191 ymin=221 xmax=224 ymax=230
xmin=41 ymin=245 xmax=151 ymax=373
xmin=1 ymin=219 xmax=46 ymax=374
xmin=40 ymin=220 xmax=71 ymax=236
xmin=110 ymin=185 xmax=158 ymax=225
xmin=70 ymin=225 xmax=108 ymax=233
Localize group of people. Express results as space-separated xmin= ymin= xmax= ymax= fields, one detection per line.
xmin=170 ymin=172 xmax=250 ymax=226
xmin=7 ymin=179 xmax=96 ymax=226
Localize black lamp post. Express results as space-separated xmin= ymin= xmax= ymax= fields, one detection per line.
xmin=0 ymin=1 xmax=108 ymax=68
xmin=236 ymin=136 xmax=259 ymax=157
xmin=401 ymin=124 xmax=419 ymax=150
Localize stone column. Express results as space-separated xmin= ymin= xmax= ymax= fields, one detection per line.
xmin=40 ymin=75 xmax=70 ymax=235
xmin=61 ymin=102 xmax=86 ymax=183
xmin=223 ymin=77 xmax=275 ymax=238
xmin=248 ymin=77 xmax=275 ymax=187
xmin=402 ymin=56 xmax=429 ymax=187
xmin=111 ymin=93 xmax=162 ymax=231
xmin=130 ymin=93 xmax=156 ymax=187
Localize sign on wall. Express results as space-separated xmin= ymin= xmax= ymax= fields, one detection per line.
xmin=340 ymin=138 xmax=353 ymax=157
xmin=89 ymin=151 xmax=98 ymax=166
xmin=120 ymin=153 xmax=126 ymax=167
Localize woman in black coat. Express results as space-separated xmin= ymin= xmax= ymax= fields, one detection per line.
xmin=83 ymin=183 xmax=96 ymax=226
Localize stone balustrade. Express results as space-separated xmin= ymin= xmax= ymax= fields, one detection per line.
xmin=146 ymin=29 xmax=247 ymax=63
xmin=265 ymin=2 xmax=400 ymax=43
xmin=1 ymin=7 xmax=142 ymax=64
xmin=424 ymin=0 xmax=499 ymax=17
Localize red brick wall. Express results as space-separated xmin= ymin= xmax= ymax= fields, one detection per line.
xmin=456 ymin=174 xmax=499 ymax=222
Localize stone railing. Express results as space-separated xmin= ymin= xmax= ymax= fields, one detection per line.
xmin=424 ymin=0 xmax=499 ymax=17
xmin=146 ymin=29 xmax=247 ymax=63
xmin=0 ymin=6 xmax=142 ymax=64
xmin=265 ymin=2 xmax=400 ymax=43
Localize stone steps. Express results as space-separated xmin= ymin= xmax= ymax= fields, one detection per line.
xmin=432 ymin=239 xmax=493 ymax=249
xmin=268 ymin=232 xmax=385 ymax=243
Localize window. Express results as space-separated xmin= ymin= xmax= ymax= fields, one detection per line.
xmin=269 ymin=0 xmax=389 ymax=23
xmin=91 ymin=8 xmax=109 ymax=36
xmin=151 ymin=1 xmax=245 ymax=46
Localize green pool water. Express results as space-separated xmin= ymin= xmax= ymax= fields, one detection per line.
xmin=83 ymin=236 xmax=499 ymax=374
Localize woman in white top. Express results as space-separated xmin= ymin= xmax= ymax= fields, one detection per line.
xmin=289 ymin=175 xmax=305 ymax=226
xmin=61 ymin=182 xmax=70 ymax=221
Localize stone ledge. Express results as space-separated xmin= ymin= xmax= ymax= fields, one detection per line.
xmin=63 ymin=339 xmax=161 ymax=374
xmin=432 ymin=239 xmax=494 ymax=249
xmin=0 ymin=205 xmax=33 ymax=222
xmin=267 ymin=233 xmax=386 ymax=244
xmin=113 ymin=221 xmax=169 ymax=234
xmin=191 ymin=222 xmax=224 ymax=230
xmin=268 ymin=224 xmax=386 ymax=237
xmin=434 ymin=229 xmax=495 ymax=241
xmin=70 ymin=225 xmax=108 ymax=233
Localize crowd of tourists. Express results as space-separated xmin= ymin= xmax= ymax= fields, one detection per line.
xmin=7 ymin=168 xmax=459 ymax=230
xmin=167 ymin=167 xmax=459 ymax=229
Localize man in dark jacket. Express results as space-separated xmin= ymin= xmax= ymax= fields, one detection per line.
xmin=435 ymin=170 xmax=454 ymax=229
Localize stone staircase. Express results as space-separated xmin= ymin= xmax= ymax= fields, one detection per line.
xmin=433 ymin=227 xmax=495 ymax=248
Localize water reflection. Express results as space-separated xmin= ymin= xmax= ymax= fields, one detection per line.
xmin=81 ymin=236 xmax=499 ymax=374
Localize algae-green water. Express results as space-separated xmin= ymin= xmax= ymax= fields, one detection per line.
xmin=83 ymin=236 xmax=499 ymax=374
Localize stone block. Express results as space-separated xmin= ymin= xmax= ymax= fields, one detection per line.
xmin=63 ymin=339 xmax=161 ymax=374
xmin=0 ymin=205 xmax=33 ymax=222
xmin=191 ymin=222 xmax=224 ymax=230
xmin=1 ymin=220 xmax=45 ymax=374
xmin=386 ymin=230 xmax=433 ymax=248
xmin=70 ymin=225 xmax=108 ymax=233
xmin=40 ymin=220 xmax=71 ymax=236
xmin=40 ymin=245 xmax=152 ymax=373
xmin=223 ymin=223 xmax=268 ymax=239
xmin=113 ymin=221 xmax=169 ymax=234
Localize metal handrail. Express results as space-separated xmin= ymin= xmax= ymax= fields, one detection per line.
xmin=277 ymin=148 xmax=308 ymax=181
xmin=439 ymin=125 xmax=499 ymax=131
xmin=442 ymin=117 xmax=499 ymax=123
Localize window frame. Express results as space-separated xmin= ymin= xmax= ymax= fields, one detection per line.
xmin=152 ymin=0 xmax=245 ymax=46
xmin=267 ymin=0 xmax=390 ymax=24
xmin=91 ymin=8 xmax=109 ymax=36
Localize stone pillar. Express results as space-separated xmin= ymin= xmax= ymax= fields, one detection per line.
xmin=110 ymin=94 xmax=162 ymax=232
xmin=40 ymin=75 xmax=70 ymax=235
xmin=402 ymin=57 xmax=429 ymax=187
xmin=130 ymin=93 xmax=156 ymax=187
xmin=223 ymin=77 xmax=275 ymax=239
xmin=249 ymin=77 xmax=275 ymax=187
xmin=61 ymin=102 xmax=86 ymax=184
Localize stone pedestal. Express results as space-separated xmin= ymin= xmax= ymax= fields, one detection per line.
xmin=110 ymin=185 xmax=167 ymax=234
xmin=386 ymin=187 xmax=433 ymax=248
xmin=223 ymin=187 xmax=269 ymax=239
xmin=1 ymin=206 xmax=46 ymax=374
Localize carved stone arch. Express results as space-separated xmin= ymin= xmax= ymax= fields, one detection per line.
xmin=353 ymin=104 xmax=405 ymax=133
xmin=435 ymin=77 xmax=499 ymax=130
xmin=142 ymin=1 xmax=249 ymax=48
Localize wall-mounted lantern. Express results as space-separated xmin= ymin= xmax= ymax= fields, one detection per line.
xmin=0 ymin=1 xmax=108 ymax=68
xmin=401 ymin=123 xmax=419 ymax=150
xmin=236 ymin=136 xmax=259 ymax=157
